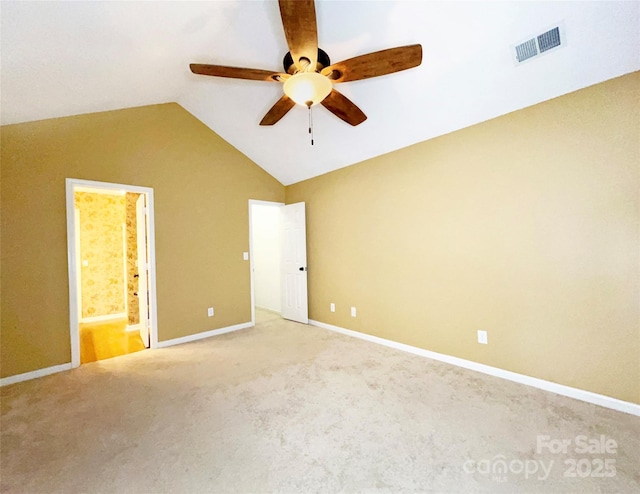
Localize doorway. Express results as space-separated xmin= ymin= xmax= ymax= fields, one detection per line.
xmin=249 ymin=200 xmax=308 ymax=326
xmin=249 ymin=201 xmax=283 ymax=325
xmin=66 ymin=179 xmax=158 ymax=368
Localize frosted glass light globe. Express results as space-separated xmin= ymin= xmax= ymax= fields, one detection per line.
xmin=283 ymin=72 xmax=332 ymax=107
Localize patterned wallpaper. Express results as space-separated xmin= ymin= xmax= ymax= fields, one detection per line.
xmin=125 ymin=192 xmax=140 ymax=325
xmin=75 ymin=192 xmax=126 ymax=319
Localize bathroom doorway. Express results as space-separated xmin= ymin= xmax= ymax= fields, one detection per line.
xmin=66 ymin=179 xmax=158 ymax=367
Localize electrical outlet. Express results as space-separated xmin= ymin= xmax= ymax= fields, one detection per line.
xmin=351 ymin=307 xmax=357 ymax=317
xmin=208 ymin=307 xmax=214 ymax=317
xmin=330 ymin=303 xmax=335 ymax=312
xmin=477 ymin=330 xmax=488 ymax=344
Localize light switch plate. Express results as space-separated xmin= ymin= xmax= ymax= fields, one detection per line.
xmin=351 ymin=307 xmax=357 ymax=317
xmin=243 ymin=252 xmax=249 ymax=260
xmin=208 ymin=307 xmax=214 ymax=317
xmin=330 ymin=303 xmax=335 ymax=312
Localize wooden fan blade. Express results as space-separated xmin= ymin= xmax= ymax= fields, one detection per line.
xmin=260 ymin=95 xmax=296 ymax=126
xmin=321 ymin=44 xmax=422 ymax=83
xmin=278 ymin=0 xmax=318 ymax=72
xmin=321 ymin=89 xmax=367 ymax=126
xmin=190 ymin=64 xmax=288 ymax=82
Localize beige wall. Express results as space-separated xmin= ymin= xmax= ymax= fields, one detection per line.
xmin=75 ymin=191 xmax=126 ymax=319
xmin=286 ymin=72 xmax=640 ymax=404
xmin=1 ymin=103 xmax=284 ymax=378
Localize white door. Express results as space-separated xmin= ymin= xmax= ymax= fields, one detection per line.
xmin=281 ymin=202 xmax=308 ymax=323
xmin=136 ymin=194 xmax=150 ymax=347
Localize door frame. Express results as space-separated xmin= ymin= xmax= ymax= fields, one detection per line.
xmin=65 ymin=178 xmax=159 ymax=367
xmin=248 ymin=199 xmax=284 ymax=326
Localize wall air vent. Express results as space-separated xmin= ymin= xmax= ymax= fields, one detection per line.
xmin=515 ymin=38 xmax=538 ymax=63
xmin=537 ymin=27 xmax=561 ymax=53
xmin=513 ymin=24 xmax=565 ymax=65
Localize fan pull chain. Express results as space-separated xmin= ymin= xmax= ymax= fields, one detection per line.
xmin=308 ymin=105 xmax=314 ymax=146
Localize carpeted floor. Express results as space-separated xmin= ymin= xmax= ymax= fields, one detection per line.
xmin=1 ymin=310 xmax=638 ymax=493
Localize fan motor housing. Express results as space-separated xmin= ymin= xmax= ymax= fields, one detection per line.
xmin=284 ymin=48 xmax=331 ymax=74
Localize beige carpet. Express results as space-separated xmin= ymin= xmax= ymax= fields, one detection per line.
xmin=1 ymin=310 xmax=638 ymax=493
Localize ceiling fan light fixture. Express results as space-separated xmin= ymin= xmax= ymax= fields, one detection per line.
xmin=190 ymin=1 xmax=422 ymax=126
xmin=283 ymin=72 xmax=332 ymax=107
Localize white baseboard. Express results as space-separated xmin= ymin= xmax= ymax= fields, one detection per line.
xmin=0 ymin=363 xmax=72 ymax=387
xmin=309 ymin=319 xmax=640 ymax=417
xmin=126 ymin=323 xmax=141 ymax=332
xmin=156 ymin=322 xmax=253 ymax=349
xmin=81 ymin=313 xmax=127 ymax=324
xmin=1 ymin=322 xmax=253 ymax=386
xmin=6 ymin=319 xmax=635 ymax=417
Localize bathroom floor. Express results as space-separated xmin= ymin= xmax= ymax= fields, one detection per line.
xmin=79 ymin=319 xmax=145 ymax=363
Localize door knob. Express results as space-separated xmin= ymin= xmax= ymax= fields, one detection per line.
xmin=299 ymin=267 xmax=307 ymax=271
xmin=134 ymin=274 xmax=139 ymax=278
xmin=134 ymin=292 xmax=138 ymax=296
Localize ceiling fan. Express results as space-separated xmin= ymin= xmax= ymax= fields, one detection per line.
xmin=189 ymin=0 xmax=422 ymax=127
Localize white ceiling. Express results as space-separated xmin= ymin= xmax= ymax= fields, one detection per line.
xmin=2 ymin=1 xmax=638 ymax=185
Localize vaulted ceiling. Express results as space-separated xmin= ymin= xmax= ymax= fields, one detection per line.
xmin=2 ymin=1 xmax=638 ymax=185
